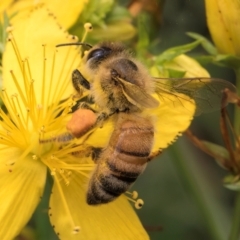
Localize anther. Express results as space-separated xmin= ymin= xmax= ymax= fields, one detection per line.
xmin=65 ymin=180 xmax=70 ymax=186
xmin=84 ymin=23 xmax=93 ymax=32
xmin=132 ymin=191 xmax=138 ymax=199
xmin=6 ymin=26 xmax=13 ymax=32
xmin=135 ymin=199 xmax=144 ymax=209
xmin=51 ymin=168 xmax=56 ymax=175
xmin=125 ymin=191 xmax=144 ymax=209
xmin=70 ymin=35 xmax=79 ymax=42
xmin=5 ymin=160 xmax=15 ymax=166
xmin=37 ymin=104 xmax=43 ymax=110
xmin=126 ymin=190 xmax=138 ymax=199
xmin=72 ymin=226 xmax=81 ymax=234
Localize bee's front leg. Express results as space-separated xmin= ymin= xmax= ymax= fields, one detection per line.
xmin=72 ymin=69 xmax=90 ymax=94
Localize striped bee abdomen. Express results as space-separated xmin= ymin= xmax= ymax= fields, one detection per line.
xmin=87 ymin=113 xmax=154 ymax=205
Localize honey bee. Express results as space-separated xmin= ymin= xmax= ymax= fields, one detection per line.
xmin=58 ymin=41 xmax=236 ymax=205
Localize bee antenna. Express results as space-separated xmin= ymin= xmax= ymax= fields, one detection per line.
xmin=56 ymin=42 xmax=92 ymax=48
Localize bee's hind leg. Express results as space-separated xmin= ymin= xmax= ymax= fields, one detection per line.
xmin=78 ymin=101 xmax=96 ymax=112
xmin=95 ymin=108 xmax=118 ymax=128
xmin=91 ymin=147 xmax=103 ymax=163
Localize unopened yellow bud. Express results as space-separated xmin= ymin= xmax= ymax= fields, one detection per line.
xmin=164 ymin=54 xmax=210 ymax=78
xmin=205 ymin=0 xmax=240 ymax=56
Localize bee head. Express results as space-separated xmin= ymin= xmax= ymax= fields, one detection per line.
xmin=85 ymin=42 xmax=126 ymax=69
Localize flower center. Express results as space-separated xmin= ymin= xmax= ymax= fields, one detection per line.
xmin=0 ymin=30 xmax=84 ymax=170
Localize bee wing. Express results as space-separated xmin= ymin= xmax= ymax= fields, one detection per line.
xmin=154 ymin=77 xmax=236 ymax=115
xmin=117 ymin=77 xmax=159 ymax=109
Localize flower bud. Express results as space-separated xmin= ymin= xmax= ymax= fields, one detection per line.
xmin=205 ymin=0 xmax=240 ymax=56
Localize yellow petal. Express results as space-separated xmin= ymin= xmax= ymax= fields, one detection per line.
xmin=218 ymin=0 xmax=240 ymax=56
xmin=45 ymin=0 xmax=88 ymax=29
xmin=0 ymin=148 xmax=47 ymax=240
xmin=0 ymin=0 xmax=13 ymax=14
xmin=7 ymin=0 xmax=88 ymax=29
xmin=148 ymin=93 xmax=195 ymax=152
xmin=205 ymin=0 xmax=240 ymax=55
xmin=49 ymin=172 xmax=149 ymax=240
xmin=164 ymin=54 xmax=210 ymax=78
xmin=3 ymin=6 xmax=80 ymax=119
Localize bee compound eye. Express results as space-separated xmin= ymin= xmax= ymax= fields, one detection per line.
xmin=87 ymin=47 xmax=111 ymax=62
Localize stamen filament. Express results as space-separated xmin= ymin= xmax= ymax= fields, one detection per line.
xmin=13 ymin=95 xmax=29 ymax=135
xmin=53 ymin=49 xmax=78 ymax=104
xmin=8 ymin=35 xmax=24 ymax=73
xmin=28 ymin=80 xmax=38 ymax=127
xmin=47 ymin=49 xmax=56 ymax=106
xmin=77 ymin=171 xmax=90 ymax=178
xmin=125 ymin=190 xmax=144 ymax=209
xmin=81 ymin=23 xmax=93 ymax=43
xmin=9 ymin=70 xmax=28 ymax=108
xmin=1 ymin=90 xmax=23 ymax=126
xmin=53 ymin=174 xmax=79 ymax=230
xmin=41 ymin=44 xmax=46 ymax=107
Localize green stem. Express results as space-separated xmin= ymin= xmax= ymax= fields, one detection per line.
xmin=229 ymin=193 xmax=240 ymax=240
xmin=170 ymin=143 xmax=224 ymax=240
xmin=233 ymin=67 xmax=240 ymax=135
xmin=229 ymin=67 xmax=240 ymax=240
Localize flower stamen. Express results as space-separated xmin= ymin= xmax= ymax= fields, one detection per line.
xmin=9 ymin=70 xmax=28 ymax=108
xmin=125 ymin=191 xmax=144 ymax=209
xmin=41 ymin=44 xmax=47 ymax=107
xmin=7 ymin=33 xmax=24 ymax=73
xmin=52 ymin=173 xmax=80 ymax=233
xmin=72 ymin=226 xmax=81 ymax=234
xmin=80 ymin=23 xmax=93 ymax=44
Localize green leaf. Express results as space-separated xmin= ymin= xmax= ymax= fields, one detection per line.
xmin=77 ymin=0 xmax=114 ymax=27
xmin=105 ymin=5 xmax=131 ymax=22
xmin=224 ymin=175 xmax=240 ymax=191
xmin=215 ymin=54 xmax=240 ymax=69
xmin=193 ymin=55 xmax=216 ymax=65
xmin=167 ymin=69 xmax=186 ymax=78
xmin=155 ymin=40 xmax=202 ymax=64
xmin=187 ymin=32 xmax=218 ymax=55
xmin=136 ymin=13 xmax=150 ymax=56
xmin=0 ymin=12 xmax=10 ymax=54
xmin=194 ymin=54 xmax=240 ymax=70
xmin=201 ymin=141 xmax=230 ymax=169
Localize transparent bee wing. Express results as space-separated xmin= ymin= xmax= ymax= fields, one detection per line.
xmin=117 ymin=77 xmax=159 ymax=109
xmin=154 ymin=77 xmax=236 ymax=115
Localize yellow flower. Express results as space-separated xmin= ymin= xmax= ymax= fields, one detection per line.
xmin=0 ymin=0 xmax=88 ymax=29
xmin=205 ymin=0 xmax=240 ymax=56
xmin=0 ymin=7 xmax=149 ymax=240
xmin=163 ymin=54 xmax=210 ymax=78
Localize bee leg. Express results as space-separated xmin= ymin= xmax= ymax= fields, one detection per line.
xmin=96 ymin=108 xmax=118 ymax=127
xmin=91 ymin=147 xmax=103 ymax=163
xmin=96 ymin=112 xmax=108 ymax=128
xmin=78 ymin=101 xmax=97 ymax=113
xmin=72 ymin=69 xmax=90 ymax=94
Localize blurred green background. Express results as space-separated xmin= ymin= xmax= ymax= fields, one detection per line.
xmin=16 ymin=0 xmax=237 ymax=239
